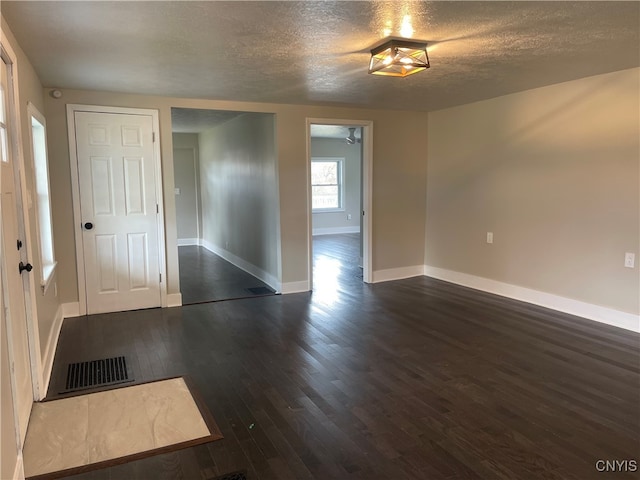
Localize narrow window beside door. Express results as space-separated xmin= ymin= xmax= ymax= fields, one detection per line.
xmin=27 ymin=103 xmax=56 ymax=291
xmin=0 ymin=84 xmax=8 ymax=163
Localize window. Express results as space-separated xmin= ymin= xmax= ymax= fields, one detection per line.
xmin=27 ymin=103 xmax=56 ymax=292
xmin=311 ymin=158 xmax=344 ymax=211
xmin=0 ymin=83 xmax=8 ymax=163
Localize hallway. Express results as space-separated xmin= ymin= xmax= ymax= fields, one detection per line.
xmin=178 ymin=246 xmax=276 ymax=304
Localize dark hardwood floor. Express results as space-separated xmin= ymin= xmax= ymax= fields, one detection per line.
xmin=46 ymin=237 xmax=639 ymax=480
xmin=178 ymin=246 xmax=275 ymax=304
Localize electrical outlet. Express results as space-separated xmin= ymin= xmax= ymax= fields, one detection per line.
xmin=174 ymin=188 xmax=180 ymax=195
xmin=347 ymin=214 xmax=352 ymax=220
xmin=486 ymin=232 xmax=493 ymax=244
xmin=624 ymin=252 xmax=635 ymax=268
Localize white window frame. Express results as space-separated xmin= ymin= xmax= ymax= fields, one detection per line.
xmin=26 ymin=102 xmax=56 ymax=293
xmin=311 ymin=157 xmax=345 ymax=213
xmin=0 ymin=83 xmax=8 ymax=164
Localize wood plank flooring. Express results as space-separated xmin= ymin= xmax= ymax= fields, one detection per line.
xmin=46 ymin=236 xmax=639 ymax=479
xmin=178 ymin=246 xmax=275 ymax=304
xmin=313 ymin=234 xmax=362 ymax=291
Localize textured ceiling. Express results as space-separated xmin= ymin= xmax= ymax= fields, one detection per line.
xmin=2 ymin=1 xmax=638 ymax=112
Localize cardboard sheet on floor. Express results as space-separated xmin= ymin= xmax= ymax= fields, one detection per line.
xmin=23 ymin=376 xmax=222 ymax=480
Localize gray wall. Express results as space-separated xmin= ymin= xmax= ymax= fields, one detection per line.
xmin=172 ymin=133 xmax=200 ymax=241
xmin=310 ymin=137 xmax=361 ymax=233
xmin=198 ymin=113 xmax=279 ymax=285
xmin=426 ymin=68 xmax=639 ymax=315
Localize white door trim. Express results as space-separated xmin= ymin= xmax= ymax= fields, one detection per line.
xmin=1 ymin=38 xmax=40 ymax=459
xmin=67 ymin=104 xmax=167 ymax=315
xmin=305 ymin=118 xmax=373 ymax=287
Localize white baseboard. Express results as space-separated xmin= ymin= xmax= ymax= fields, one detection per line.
xmin=41 ymin=304 xmax=64 ymax=397
xmin=62 ymin=302 xmax=80 ymax=318
xmin=166 ymin=293 xmax=182 ymax=307
xmin=177 ymin=238 xmax=200 ymax=246
xmin=424 ymin=265 xmax=640 ymax=333
xmin=372 ymin=265 xmax=425 ymax=283
xmin=13 ymin=453 xmax=24 ymax=480
xmin=312 ymin=226 xmax=360 ymax=236
xmin=201 ymin=239 xmax=280 ymax=292
xmin=281 ymin=280 xmax=310 ymax=294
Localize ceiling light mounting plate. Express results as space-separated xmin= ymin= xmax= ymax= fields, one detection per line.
xmin=368 ymin=38 xmax=430 ymax=77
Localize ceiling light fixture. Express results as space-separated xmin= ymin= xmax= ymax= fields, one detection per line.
xmin=368 ymin=39 xmax=430 ymax=77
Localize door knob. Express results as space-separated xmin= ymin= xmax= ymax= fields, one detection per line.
xmin=84 ymin=222 xmax=93 ymax=230
xmin=18 ymin=262 xmax=33 ymax=274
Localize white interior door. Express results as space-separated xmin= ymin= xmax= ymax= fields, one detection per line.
xmin=75 ymin=111 xmax=161 ymax=314
xmin=1 ymin=53 xmax=33 ymax=446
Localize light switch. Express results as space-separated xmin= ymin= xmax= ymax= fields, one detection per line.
xmin=486 ymin=232 xmax=493 ymax=244
xmin=624 ymin=252 xmax=635 ymax=268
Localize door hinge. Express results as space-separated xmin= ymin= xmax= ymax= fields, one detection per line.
xmin=156 ymin=204 xmax=159 ymax=214
xmin=152 ymin=132 xmax=156 ymax=142
xmin=159 ymin=273 xmax=162 ymax=283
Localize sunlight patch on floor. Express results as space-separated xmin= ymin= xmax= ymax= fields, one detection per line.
xmin=313 ymin=255 xmax=342 ymax=305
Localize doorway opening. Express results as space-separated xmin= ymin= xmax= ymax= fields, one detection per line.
xmin=307 ymin=120 xmax=373 ymax=297
xmin=171 ymin=108 xmax=280 ymax=304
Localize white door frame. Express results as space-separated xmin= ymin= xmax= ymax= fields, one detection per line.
xmin=67 ymin=104 xmax=168 ymax=315
xmin=1 ymin=35 xmax=41 ymax=401
xmin=306 ymin=118 xmax=373 ymax=287
xmin=1 ymin=33 xmax=41 ymax=456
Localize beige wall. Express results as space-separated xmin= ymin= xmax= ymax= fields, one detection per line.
xmin=426 ymin=68 xmax=640 ymax=315
xmin=198 ymin=113 xmax=279 ymax=282
xmin=43 ymin=89 xmax=429 ymax=302
xmin=172 ymin=133 xmax=200 ymax=240
xmin=311 ymin=137 xmax=361 ymax=232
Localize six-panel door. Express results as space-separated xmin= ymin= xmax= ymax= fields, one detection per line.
xmin=75 ymin=112 xmax=161 ymax=314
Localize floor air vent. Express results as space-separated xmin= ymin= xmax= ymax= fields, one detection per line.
xmin=246 ymin=286 xmax=275 ymax=295
xmin=64 ymin=356 xmax=132 ymax=393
